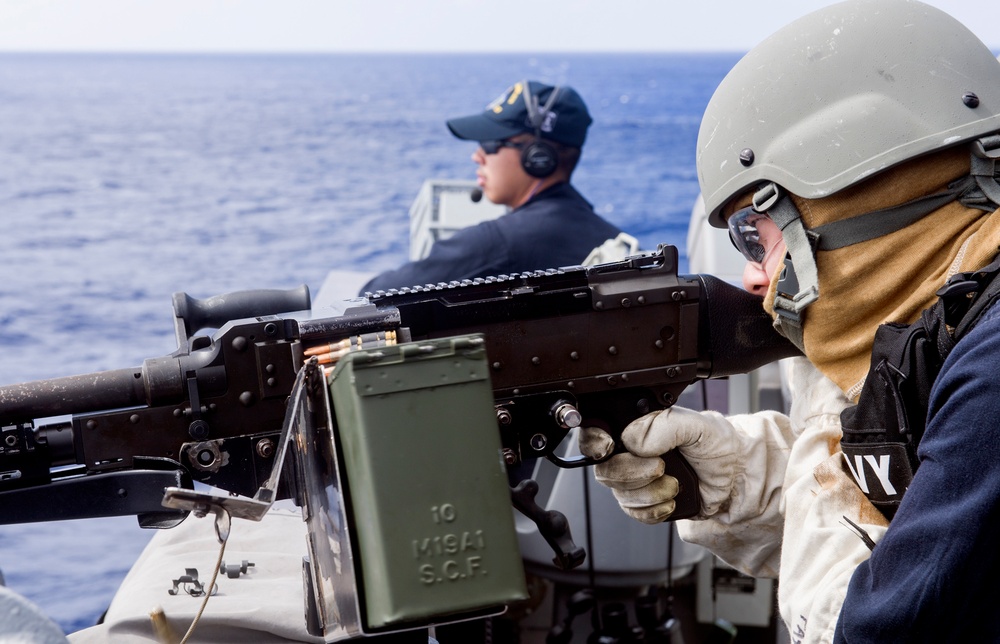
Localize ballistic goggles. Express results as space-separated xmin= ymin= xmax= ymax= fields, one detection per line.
xmin=727 ymin=206 xmax=784 ymax=266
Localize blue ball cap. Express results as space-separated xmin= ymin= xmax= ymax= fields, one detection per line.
xmin=446 ymin=80 xmax=592 ymax=148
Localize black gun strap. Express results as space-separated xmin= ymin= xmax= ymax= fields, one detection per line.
xmin=840 ymin=252 xmax=1000 ymax=520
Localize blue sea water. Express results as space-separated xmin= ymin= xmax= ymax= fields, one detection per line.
xmin=0 ymin=52 xmax=740 ymax=634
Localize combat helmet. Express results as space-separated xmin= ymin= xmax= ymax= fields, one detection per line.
xmin=696 ymin=0 xmax=1000 ymax=345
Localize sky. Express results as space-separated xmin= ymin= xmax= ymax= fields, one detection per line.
xmin=0 ymin=0 xmax=997 ymax=53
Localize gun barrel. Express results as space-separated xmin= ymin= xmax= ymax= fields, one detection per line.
xmin=0 ymin=367 xmax=145 ymax=421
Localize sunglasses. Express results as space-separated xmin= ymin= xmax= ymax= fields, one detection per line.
xmin=479 ymin=139 xmax=526 ymax=154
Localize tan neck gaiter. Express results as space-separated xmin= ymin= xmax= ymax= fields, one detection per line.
xmin=764 ymin=146 xmax=1000 ymax=400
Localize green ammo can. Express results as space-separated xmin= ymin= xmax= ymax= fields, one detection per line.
xmin=327 ymin=334 xmax=528 ymax=631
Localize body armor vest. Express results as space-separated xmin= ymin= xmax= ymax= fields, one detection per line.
xmin=840 ymin=255 xmax=1000 ymax=519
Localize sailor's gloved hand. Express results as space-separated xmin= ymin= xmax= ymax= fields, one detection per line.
xmin=579 ymin=407 xmax=746 ymax=524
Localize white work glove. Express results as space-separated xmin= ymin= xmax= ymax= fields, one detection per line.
xmin=579 ymin=406 xmax=751 ymax=524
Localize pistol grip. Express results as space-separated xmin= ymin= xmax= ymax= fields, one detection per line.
xmin=662 ymin=450 xmax=700 ymax=521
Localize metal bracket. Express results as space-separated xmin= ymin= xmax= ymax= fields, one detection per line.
xmin=161 ymin=361 xmax=317 ymax=522
xmin=167 ymin=568 xmax=217 ymax=597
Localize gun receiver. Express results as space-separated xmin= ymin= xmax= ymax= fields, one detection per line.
xmin=0 ymin=244 xmax=796 ymax=532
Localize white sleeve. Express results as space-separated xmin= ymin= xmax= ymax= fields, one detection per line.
xmin=676 ymin=357 xmax=853 ymax=579
xmin=777 ymin=360 xmax=889 ymax=644
xmin=674 ymin=405 xmax=790 ymax=578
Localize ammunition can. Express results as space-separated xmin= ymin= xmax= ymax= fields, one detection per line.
xmin=327 ymin=334 xmax=527 ymax=630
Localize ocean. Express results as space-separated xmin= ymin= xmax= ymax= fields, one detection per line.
xmin=0 ymin=52 xmax=740 ymax=634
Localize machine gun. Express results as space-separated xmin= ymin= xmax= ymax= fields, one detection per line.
xmin=0 ymin=244 xmax=796 ymax=639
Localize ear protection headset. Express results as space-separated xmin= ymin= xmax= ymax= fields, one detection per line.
xmin=520 ymin=80 xmax=562 ymax=179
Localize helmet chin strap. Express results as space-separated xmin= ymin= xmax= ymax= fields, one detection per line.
xmin=972 ymin=134 xmax=1000 ymax=204
xmin=752 ymin=183 xmax=818 ymax=351
xmin=752 ymin=134 xmax=1000 ymax=351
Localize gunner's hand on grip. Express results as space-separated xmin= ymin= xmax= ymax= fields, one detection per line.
xmin=580 ymin=406 xmax=746 ymax=523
